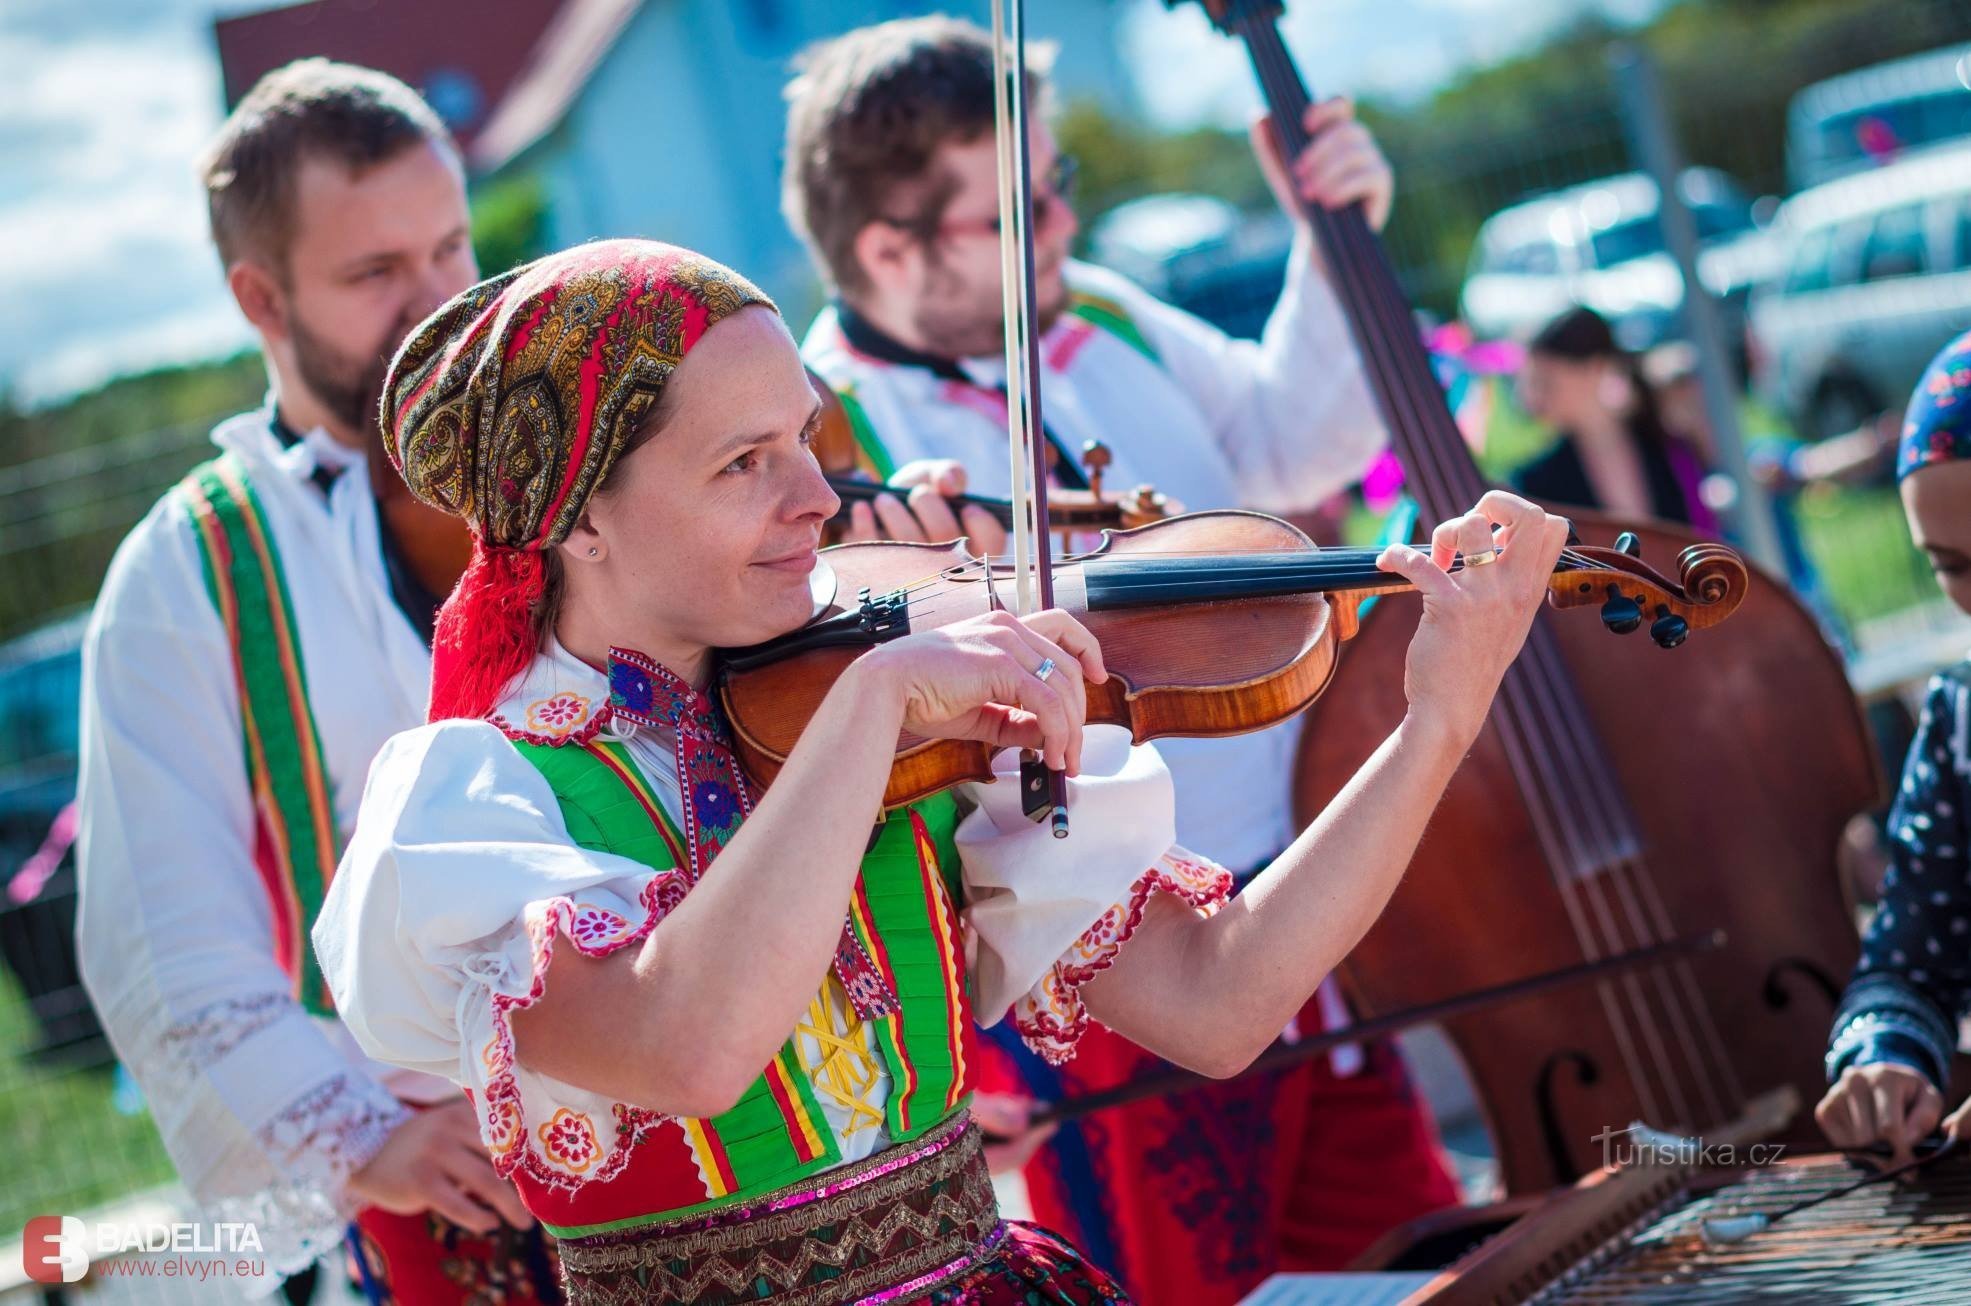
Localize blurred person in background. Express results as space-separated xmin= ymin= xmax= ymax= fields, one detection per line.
xmin=782 ymin=17 xmax=1458 ymax=1306
xmin=74 ymin=59 xmax=558 ymax=1303
xmin=1512 ymin=306 xmax=1718 ymax=533
xmin=1818 ymin=329 xmax=1971 ymax=1165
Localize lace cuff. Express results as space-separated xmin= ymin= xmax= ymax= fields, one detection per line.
xmin=1010 ymin=849 xmax=1233 ymax=1064
xmin=127 ymin=992 xmax=411 ymax=1281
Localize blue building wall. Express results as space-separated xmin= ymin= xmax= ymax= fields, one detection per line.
xmin=513 ymin=0 xmax=1134 ymax=322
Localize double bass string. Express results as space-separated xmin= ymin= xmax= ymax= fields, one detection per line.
xmin=1234 ymin=13 xmax=1700 ymax=1127
xmin=1272 ymin=25 xmax=1747 ymax=1133
xmin=1239 ymin=16 xmax=1744 ymax=1137
xmin=1236 ymin=26 xmax=1659 ymax=1117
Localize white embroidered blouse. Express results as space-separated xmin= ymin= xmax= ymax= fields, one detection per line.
xmin=313 ymin=642 xmax=1233 ymax=1188
xmin=76 ymin=411 xmax=453 ymax=1286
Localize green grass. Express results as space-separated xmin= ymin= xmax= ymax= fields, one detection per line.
xmin=0 ymin=967 xmax=172 ymax=1234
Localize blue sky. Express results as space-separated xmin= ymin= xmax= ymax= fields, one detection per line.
xmin=1 ymin=0 xmax=1661 ymax=405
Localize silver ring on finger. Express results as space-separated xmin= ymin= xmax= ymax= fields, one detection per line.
xmin=1461 ymin=547 xmax=1499 ymax=569
xmin=1032 ymin=657 xmax=1057 ymax=684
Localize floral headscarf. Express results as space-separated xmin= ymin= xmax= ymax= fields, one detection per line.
xmin=382 ymin=239 xmax=776 ymax=719
xmin=1898 ymin=330 xmax=1971 ymax=482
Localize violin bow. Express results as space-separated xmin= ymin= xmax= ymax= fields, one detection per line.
xmin=989 ymin=0 xmax=1070 ymax=836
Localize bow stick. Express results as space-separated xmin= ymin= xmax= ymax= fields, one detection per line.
xmin=990 ymin=0 xmax=1070 ymax=835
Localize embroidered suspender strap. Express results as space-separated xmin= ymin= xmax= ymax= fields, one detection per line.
xmin=508 ymin=738 xmax=841 ymax=1215
xmin=1066 ymin=288 xmax=1162 ymax=366
xmin=831 ymin=384 xmax=898 ymax=482
xmin=175 ymin=453 xmax=340 ymax=1015
xmin=843 ymin=796 xmax=972 ymax=1134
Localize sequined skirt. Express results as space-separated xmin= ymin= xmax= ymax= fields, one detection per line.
xmin=555 ymin=1114 xmax=1123 ymax=1305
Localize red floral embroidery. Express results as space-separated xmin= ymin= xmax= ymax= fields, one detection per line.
xmin=569 ymin=904 xmax=628 ymax=948
xmin=489 ymin=702 xmax=613 ymax=748
xmin=476 ymin=871 xmax=691 ymax=1194
xmin=485 ymin=1097 xmax=523 ymax=1158
xmin=538 ymin=1108 xmax=600 ymax=1174
xmin=1013 ymin=850 xmax=1233 ymax=1065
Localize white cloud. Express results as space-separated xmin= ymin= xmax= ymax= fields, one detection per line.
xmin=1122 ymin=0 xmax=1667 ymax=127
xmin=0 ymin=0 xmax=255 ymax=404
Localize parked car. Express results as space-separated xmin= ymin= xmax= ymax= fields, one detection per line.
xmin=1458 ymin=168 xmax=1780 ymax=357
xmin=1786 ymin=45 xmax=1971 ymax=193
xmin=1750 ymin=141 xmax=1971 ymax=441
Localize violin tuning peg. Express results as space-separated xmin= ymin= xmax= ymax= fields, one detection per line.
xmin=1650 ymin=607 xmax=1689 ymax=650
xmin=1600 ymin=586 xmax=1643 ymax=636
xmin=1614 ymin=531 xmax=1643 ymax=558
xmin=1561 ymin=517 xmax=1580 ymax=545
xmin=1080 ymin=440 xmax=1113 ymax=475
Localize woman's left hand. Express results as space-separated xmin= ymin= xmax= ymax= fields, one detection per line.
xmin=1251 ymin=95 xmax=1394 ymax=234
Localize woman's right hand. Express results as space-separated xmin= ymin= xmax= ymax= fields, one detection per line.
xmin=1816 ymin=1062 xmax=1946 ymax=1165
xmin=861 ymin=609 xmax=1106 ymax=775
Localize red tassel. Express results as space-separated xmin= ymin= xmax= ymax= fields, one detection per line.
xmin=428 ymin=542 xmax=547 ymax=722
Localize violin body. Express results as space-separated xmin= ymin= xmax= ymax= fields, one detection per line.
xmin=1295 ymin=509 xmax=1876 ymax=1193
xmin=723 ymin=512 xmax=1341 ymax=809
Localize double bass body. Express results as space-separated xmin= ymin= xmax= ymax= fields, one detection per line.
xmin=1296 ymin=510 xmax=1877 ymax=1193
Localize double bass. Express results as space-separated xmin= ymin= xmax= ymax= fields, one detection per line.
xmin=1174 ymin=0 xmax=1881 ymax=1192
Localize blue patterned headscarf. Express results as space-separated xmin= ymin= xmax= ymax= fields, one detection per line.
xmin=1898 ymin=329 xmax=1971 ymax=481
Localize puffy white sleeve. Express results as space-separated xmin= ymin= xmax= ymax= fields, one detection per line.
xmin=957 ymin=727 xmax=1234 ymax=1064
xmin=76 ymin=504 xmax=407 ymax=1284
xmin=314 ymin=721 xmax=691 ymax=1192
xmin=1077 ymin=251 xmax=1387 ymax=513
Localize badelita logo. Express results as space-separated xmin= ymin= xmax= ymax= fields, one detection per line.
xmin=21 ymin=1216 xmax=264 ymax=1284
xmin=22 ymin=1215 xmax=86 ymax=1284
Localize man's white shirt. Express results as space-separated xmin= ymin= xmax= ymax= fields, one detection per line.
xmin=76 ymin=410 xmax=450 ymax=1283
xmin=803 ymin=241 xmax=1388 ymax=869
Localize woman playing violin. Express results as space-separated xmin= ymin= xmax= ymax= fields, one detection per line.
xmin=312 ymin=239 xmax=1568 ymax=1304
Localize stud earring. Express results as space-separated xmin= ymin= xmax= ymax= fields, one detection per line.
xmin=587 ymin=547 xmax=600 ymax=557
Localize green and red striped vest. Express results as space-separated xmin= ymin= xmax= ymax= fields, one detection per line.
xmin=175 ymin=452 xmax=341 ymax=1016
xmin=510 ymin=736 xmax=978 ymax=1237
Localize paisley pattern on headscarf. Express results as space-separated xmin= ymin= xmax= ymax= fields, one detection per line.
xmin=384 ymin=239 xmax=775 ymax=549
xmin=378 ymin=239 xmax=777 ymax=721
xmin=1898 ymin=329 xmax=1971 ymax=482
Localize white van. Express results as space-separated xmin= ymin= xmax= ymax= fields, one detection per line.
xmin=1787 ymin=46 xmax=1971 ymax=191
xmin=1750 ymin=141 xmax=1971 ymax=439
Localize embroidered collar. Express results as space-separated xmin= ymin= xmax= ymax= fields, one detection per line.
xmin=605 ymin=646 xmax=725 ymax=740
xmin=488 ymin=642 xmax=731 ymax=750
xmin=487 ymin=642 xmax=613 ymax=746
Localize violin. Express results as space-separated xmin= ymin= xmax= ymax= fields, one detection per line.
xmin=718 ymin=513 xmax=1748 ymax=811
xmin=806 ymin=366 xmax=1172 ymax=541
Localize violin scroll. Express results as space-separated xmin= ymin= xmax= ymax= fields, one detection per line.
xmin=1547 ymin=536 xmax=1749 ymax=642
